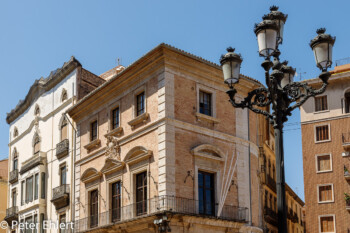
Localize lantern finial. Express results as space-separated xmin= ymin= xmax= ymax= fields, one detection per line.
xmin=270 ymin=5 xmax=279 ymax=11
xmin=316 ymin=28 xmax=326 ymax=34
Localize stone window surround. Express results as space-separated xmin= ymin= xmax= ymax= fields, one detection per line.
xmin=105 ymin=175 xmax=123 ymax=212
xmin=314 ymin=95 xmax=329 ymax=114
xmin=61 ymin=88 xmax=68 ymax=103
xmin=196 ymin=83 xmax=219 ymax=124
xmin=314 ymin=123 xmax=331 ymax=143
xmin=315 ymin=153 xmax=333 ymax=174
xmin=317 ymin=183 xmax=334 ymax=204
xmin=318 ymin=214 xmax=336 ymax=233
xmin=132 ymin=85 xmax=147 ymax=119
xmin=58 ymin=115 xmax=69 ymax=142
xmin=85 ymin=185 xmax=100 ymax=219
xmin=130 ymin=165 xmax=149 ymax=207
xmin=107 ymin=100 xmax=122 ymax=132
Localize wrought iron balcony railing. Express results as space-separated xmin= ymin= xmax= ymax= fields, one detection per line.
xmin=51 ymin=184 xmax=70 ymax=210
xmin=4 ymin=206 xmax=18 ymax=224
xmin=74 ymin=195 xmax=248 ymax=232
xmin=266 ymin=175 xmax=276 ymax=192
xmin=56 ymin=139 xmax=69 ymax=159
xmin=9 ymin=169 xmax=18 ymax=184
xmin=20 ymin=153 xmax=46 ymax=174
xmin=263 ymin=207 xmax=277 ymax=226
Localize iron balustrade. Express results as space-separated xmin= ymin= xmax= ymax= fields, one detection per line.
xmin=9 ymin=169 xmax=18 ymax=183
xmin=74 ymin=195 xmax=248 ymax=232
xmin=56 ymin=139 xmax=69 ymax=159
xmin=6 ymin=206 xmax=18 ymax=217
xmin=52 ymin=184 xmax=70 ymax=200
xmin=266 ymin=175 xmax=277 ymax=192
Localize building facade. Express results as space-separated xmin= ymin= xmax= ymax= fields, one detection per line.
xmin=5 ymin=58 xmax=105 ymax=233
xmin=300 ymin=62 xmax=350 ymax=232
xmin=0 ymin=159 xmax=9 ymax=233
xmin=68 ymin=44 xmax=267 ymax=233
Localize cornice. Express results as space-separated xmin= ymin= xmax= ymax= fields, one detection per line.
xmin=7 ymin=57 xmax=81 ymax=124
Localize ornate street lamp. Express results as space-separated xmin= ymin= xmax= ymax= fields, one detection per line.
xmin=220 ymin=6 xmax=335 ymax=233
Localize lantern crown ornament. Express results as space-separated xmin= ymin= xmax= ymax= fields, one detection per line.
xmin=220 ymin=47 xmax=243 ymax=87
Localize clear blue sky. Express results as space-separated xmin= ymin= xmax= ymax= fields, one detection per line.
xmin=1 ymin=0 xmax=349 ymax=201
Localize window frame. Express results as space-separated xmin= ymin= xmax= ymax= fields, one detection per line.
xmin=318 ymin=214 xmax=336 ymax=233
xmin=314 ymin=95 xmax=328 ymax=112
xmin=111 ymin=106 xmax=120 ymax=130
xmin=89 ymin=189 xmax=99 ymax=228
xmin=314 ymin=124 xmax=331 ymax=143
xmin=90 ymin=120 xmax=98 ymax=142
xmin=198 ymin=170 xmax=215 ymax=215
xmin=315 ymin=154 xmax=333 ymax=173
xmin=60 ymin=118 xmax=68 ymax=142
xmin=199 ymin=90 xmax=212 ymax=116
xmin=26 ymin=176 xmax=34 ymax=203
xmin=317 ymin=184 xmax=334 ymax=204
xmin=60 ymin=165 xmax=67 ymax=185
xmin=132 ymin=86 xmax=147 ymax=118
xmin=196 ymin=84 xmax=217 ymax=118
xmin=136 ymin=92 xmax=145 ymax=117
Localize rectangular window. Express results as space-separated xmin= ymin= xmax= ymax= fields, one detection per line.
xmin=345 ymin=92 xmax=350 ymax=113
xmin=90 ymin=121 xmax=98 ymax=141
xmin=26 ymin=176 xmax=33 ymax=203
xmin=136 ymin=92 xmax=145 ymax=116
xmin=315 ymin=125 xmax=329 ymax=142
xmin=320 ymin=215 xmax=335 ymax=233
xmin=12 ymin=189 xmax=16 ymax=207
xmin=59 ymin=214 xmax=66 ymax=233
xmin=13 ymin=158 xmax=18 ymax=170
xmin=316 ymin=154 xmax=332 ymax=172
xmin=40 ymin=214 xmax=45 ymax=233
xmin=34 ymin=174 xmax=39 ymax=200
xmin=315 ymin=96 xmax=328 ymax=112
xmin=60 ymin=166 xmax=67 ymax=185
xmin=90 ymin=190 xmax=98 ymax=228
xmin=111 ymin=107 xmax=120 ymax=129
xmin=41 ymin=172 xmax=46 ymax=199
xmin=61 ymin=120 xmax=68 ymax=141
xmin=25 ymin=216 xmax=33 ymax=233
xmin=21 ymin=181 xmax=25 ymax=205
xmin=111 ymin=181 xmax=121 ymax=222
xmin=198 ymin=171 xmax=215 ymax=216
xmin=136 ymin=172 xmax=147 ymax=216
xmin=318 ymin=184 xmax=333 ymax=203
xmin=34 ymin=214 xmax=38 ymax=233
xmin=199 ymin=91 xmax=212 ymax=116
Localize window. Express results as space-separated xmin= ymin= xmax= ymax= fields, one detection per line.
xmin=198 ymin=171 xmax=215 ymax=215
xmin=59 ymin=214 xmax=66 ymax=233
xmin=14 ymin=128 xmax=18 ymax=138
xmin=34 ymin=135 xmax=40 ymax=155
xmin=199 ymin=91 xmax=212 ymax=116
xmin=315 ymin=125 xmax=330 ymax=142
xmin=60 ymin=166 xmax=67 ymax=185
xmin=61 ymin=118 xmax=68 ymax=141
xmin=25 ymin=216 xmax=33 ymax=233
xmin=41 ymin=172 xmax=46 ymax=199
xmin=40 ymin=214 xmax=45 ymax=233
xmin=12 ymin=189 xmax=16 ymax=207
xmin=136 ymin=172 xmax=147 ymax=216
xmin=21 ymin=181 xmax=25 ymax=205
xmin=111 ymin=107 xmax=120 ymax=129
xmin=318 ymin=184 xmax=333 ymax=203
xmin=316 ymin=154 xmax=332 ymax=172
xmin=61 ymin=90 xmax=68 ymax=102
xmin=345 ymin=91 xmax=350 ymax=113
xmin=315 ymin=96 xmax=328 ymax=112
xmin=90 ymin=190 xmax=98 ymax=228
xmin=136 ymin=92 xmax=145 ymax=116
xmin=34 ymin=174 xmax=39 ymax=200
xmin=319 ymin=215 xmax=335 ymax=233
xmin=34 ymin=214 xmax=38 ymax=233
xmin=26 ymin=176 xmax=33 ymax=203
xmin=90 ymin=121 xmax=98 ymax=141
xmin=13 ymin=156 xmax=18 ymax=171
xmin=111 ymin=181 xmax=121 ymax=222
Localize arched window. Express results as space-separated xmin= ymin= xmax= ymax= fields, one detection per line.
xmin=34 ymin=105 xmax=40 ymax=116
xmin=61 ymin=89 xmax=68 ymax=102
xmin=33 ymin=134 xmax=41 ymax=155
xmin=13 ymin=127 xmax=18 ymax=138
xmin=61 ymin=118 xmax=68 ymax=141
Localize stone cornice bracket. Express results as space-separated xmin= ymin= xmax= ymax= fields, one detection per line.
xmin=83 ymin=139 xmax=101 ymax=152
xmin=128 ymin=112 xmax=149 ymax=129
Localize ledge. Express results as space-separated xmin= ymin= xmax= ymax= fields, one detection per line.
xmin=104 ymin=127 xmax=123 ymax=137
xmin=84 ymin=139 xmax=101 ymax=151
xmin=128 ymin=112 xmax=149 ymax=129
xmin=195 ymin=112 xmax=220 ymax=124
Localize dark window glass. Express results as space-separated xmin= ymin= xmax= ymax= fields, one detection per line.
xmin=345 ymin=92 xmax=350 ymax=113
xmin=111 ymin=182 xmax=121 ymax=222
xmin=90 ymin=121 xmax=98 ymax=141
xmin=60 ymin=166 xmax=67 ymax=185
xmin=136 ymin=92 xmax=145 ymax=116
xmin=199 ymin=91 xmax=212 ymax=116
xmin=41 ymin=172 xmax=46 ymax=199
xmin=13 ymin=158 xmax=18 ymax=170
xmin=12 ymin=189 xmax=16 ymax=207
xmin=34 ymin=174 xmax=39 ymax=200
xmin=90 ymin=190 xmax=98 ymax=228
xmin=34 ymin=214 xmax=38 ymax=233
xmin=315 ymin=96 xmax=328 ymax=112
xmin=198 ymin=171 xmax=215 ymax=215
xmin=136 ymin=172 xmax=147 ymax=215
xmin=112 ymin=107 xmax=120 ymax=129
xmin=26 ymin=176 xmax=33 ymax=203
xmin=59 ymin=214 xmax=66 ymax=233
xmin=25 ymin=216 xmax=33 ymax=233
xmin=40 ymin=214 xmax=45 ymax=233
xmin=21 ymin=181 xmax=25 ymax=205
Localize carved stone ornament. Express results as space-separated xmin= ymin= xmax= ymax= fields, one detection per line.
xmin=106 ymin=136 xmax=120 ymax=160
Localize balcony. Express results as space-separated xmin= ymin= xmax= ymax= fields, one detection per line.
xmin=345 ymin=167 xmax=350 ymax=181
xmin=74 ymin=195 xmax=248 ymax=232
xmin=342 ymin=132 xmax=350 ymax=150
xmin=287 ymin=209 xmax=298 ymax=223
xmin=9 ymin=169 xmax=18 ymax=184
xmin=266 ymin=175 xmax=276 ymax=192
xmin=56 ymin=139 xmax=69 ymax=159
xmin=51 ymin=184 xmax=70 ymax=210
xmin=264 ymin=207 xmax=277 ymax=226
xmin=20 ymin=152 xmax=46 ymax=175
xmin=4 ymin=206 xmax=18 ymax=225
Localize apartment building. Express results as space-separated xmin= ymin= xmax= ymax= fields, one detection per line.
xmin=0 ymin=159 xmax=9 ymax=233
xmin=67 ymin=43 xmax=268 ymax=233
xmin=300 ymin=61 xmax=350 ymax=232
xmin=5 ymin=57 xmax=105 ymax=233
xmin=258 ymin=120 xmax=305 ymax=233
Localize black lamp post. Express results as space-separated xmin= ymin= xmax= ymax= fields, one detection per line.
xmin=220 ymin=6 xmax=335 ymax=233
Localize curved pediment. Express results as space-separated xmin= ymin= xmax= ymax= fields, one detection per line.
xmin=81 ymin=167 xmax=102 ymax=183
xmin=124 ymin=146 xmax=152 ymax=165
xmin=100 ymin=158 xmax=125 ymax=175
xmin=191 ymin=144 xmax=224 ymax=162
